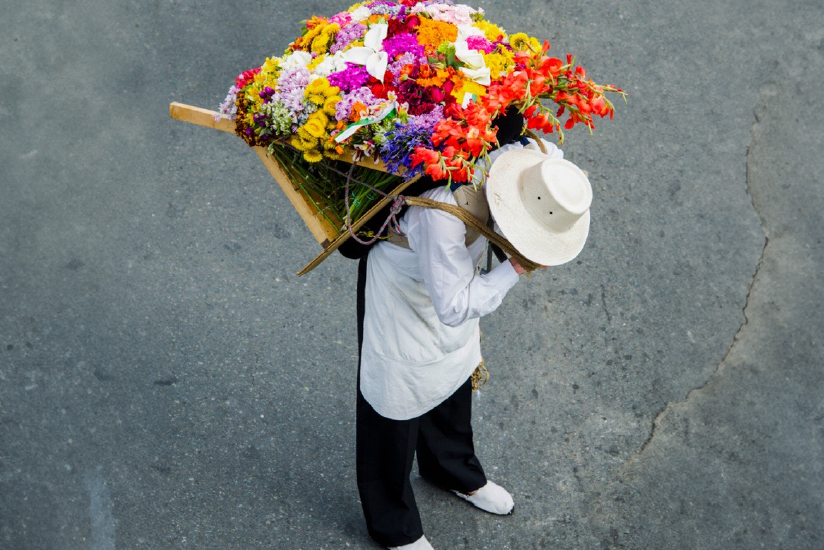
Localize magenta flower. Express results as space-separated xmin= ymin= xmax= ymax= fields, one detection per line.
xmin=327 ymin=63 xmax=372 ymax=93
xmin=466 ymin=35 xmax=496 ymax=54
xmin=382 ymin=33 xmax=424 ymax=59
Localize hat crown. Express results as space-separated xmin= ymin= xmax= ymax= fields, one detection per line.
xmin=521 ymin=159 xmax=592 ymax=232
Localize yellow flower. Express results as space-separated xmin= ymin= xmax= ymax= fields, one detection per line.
xmin=475 ymin=21 xmax=507 ymax=43
xmin=303 ymin=149 xmax=324 ymax=163
xmin=452 ymin=80 xmax=487 ymax=104
xmin=305 ymin=78 xmax=330 ymax=96
xmin=323 ymin=95 xmax=342 ymax=117
xmin=303 ymin=114 xmax=328 ymax=139
xmin=509 ymin=32 xmax=541 ymax=52
xmin=483 ymin=52 xmax=513 ymax=79
xmin=306 ymin=78 xmax=337 ymax=105
xmin=296 ymin=126 xmax=312 ymax=141
xmin=295 ymin=134 xmax=319 ymax=152
xmin=311 ymin=34 xmax=330 ymax=54
xmin=298 ymin=16 xmax=328 ymax=50
xmin=262 ymin=56 xmax=280 ymax=75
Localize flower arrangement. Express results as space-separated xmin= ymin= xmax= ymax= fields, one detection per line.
xmin=218 ymin=0 xmax=623 ymax=228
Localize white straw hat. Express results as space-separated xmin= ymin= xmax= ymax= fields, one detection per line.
xmin=486 ymin=150 xmax=592 ymax=266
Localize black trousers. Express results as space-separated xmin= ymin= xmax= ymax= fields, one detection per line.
xmin=355 ymin=255 xmax=487 ymax=547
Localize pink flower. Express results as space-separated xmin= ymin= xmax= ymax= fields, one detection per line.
xmin=466 ymin=35 xmax=495 ymax=54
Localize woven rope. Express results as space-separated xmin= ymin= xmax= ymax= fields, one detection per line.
xmin=523 ymin=129 xmax=548 ymax=154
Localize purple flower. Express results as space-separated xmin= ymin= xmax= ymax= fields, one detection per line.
xmin=379 ymin=116 xmax=439 ymax=176
xmin=382 ymin=33 xmax=424 ymax=59
xmin=330 ymin=22 xmax=366 ymax=54
xmin=273 ymin=67 xmax=311 ymax=113
xmin=327 ymin=63 xmax=372 ymax=93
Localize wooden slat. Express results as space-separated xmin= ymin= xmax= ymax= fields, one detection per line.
xmin=169 ymin=102 xmax=235 ymax=134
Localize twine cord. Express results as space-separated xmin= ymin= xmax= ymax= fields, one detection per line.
xmin=342 ymin=161 xmax=409 ymax=245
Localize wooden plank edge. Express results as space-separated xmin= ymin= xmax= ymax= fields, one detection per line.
xmin=170 ymin=102 xmax=235 ymax=134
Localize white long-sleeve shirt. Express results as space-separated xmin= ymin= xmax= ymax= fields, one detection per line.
xmin=359 ymin=138 xmax=562 ymax=420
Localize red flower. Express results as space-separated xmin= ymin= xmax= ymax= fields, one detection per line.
xmin=540 ymin=57 xmax=563 ymax=78
xmin=410 ymin=146 xmax=439 ymax=168
xmin=591 ymin=96 xmax=609 ymax=117
xmin=236 ymin=68 xmax=261 ymax=89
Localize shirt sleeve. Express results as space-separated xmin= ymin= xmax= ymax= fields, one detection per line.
xmin=408 ymin=187 xmax=520 ymax=327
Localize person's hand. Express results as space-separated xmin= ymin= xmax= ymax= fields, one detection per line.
xmin=508 ymin=257 xmax=526 ymax=275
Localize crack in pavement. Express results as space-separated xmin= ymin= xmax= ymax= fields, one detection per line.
xmin=634 ymin=112 xmax=771 ymax=458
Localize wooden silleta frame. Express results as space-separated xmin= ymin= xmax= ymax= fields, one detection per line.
xmin=169 ymin=102 xmax=419 ymax=276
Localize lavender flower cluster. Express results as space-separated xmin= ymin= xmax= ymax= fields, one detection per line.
xmin=330 ymin=23 xmax=366 ymax=54
xmin=273 ymin=67 xmax=312 ymax=113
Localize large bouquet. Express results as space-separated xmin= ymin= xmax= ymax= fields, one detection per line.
xmin=218 ymin=0 xmax=623 ymax=228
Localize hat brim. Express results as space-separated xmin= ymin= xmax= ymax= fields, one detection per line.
xmin=486 ymin=149 xmax=590 ymax=266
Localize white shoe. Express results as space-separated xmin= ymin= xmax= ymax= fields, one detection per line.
xmin=389 ymin=535 xmax=435 ymax=550
xmin=454 ymin=481 xmax=514 ymax=515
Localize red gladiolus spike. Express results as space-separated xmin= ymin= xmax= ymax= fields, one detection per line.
xmin=591 ymin=96 xmax=607 ymax=117
xmin=425 ymin=163 xmax=448 ymax=181
xmin=411 ymin=146 xmax=439 ymax=168
xmin=542 ymin=57 xmax=563 ymax=77
xmin=527 ymin=112 xmax=548 ymax=130
xmin=465 ymin=138 xmax=484 ymax=157
xmin=529 ymin=75 xmax=547 ymax=96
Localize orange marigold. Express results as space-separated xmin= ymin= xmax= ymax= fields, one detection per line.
xmin=416 ymin=67 xmax=451 ymax=87
xmin=416 ymin=18 xmax=458 ymax=49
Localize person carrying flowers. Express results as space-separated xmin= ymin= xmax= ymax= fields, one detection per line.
xmin=350 ymin=104 xmax=595 ymax=549
xmin=213 ymin=2 xmax=622 ymax=548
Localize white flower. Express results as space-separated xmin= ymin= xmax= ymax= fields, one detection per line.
xmin=456 ymin=24 xmax=485 ymax=42
xmin=282 ymin=50 xmax=312 ymax=70
xmin=314 ymin=51 xmax=348 ymax=77
xmin=455 ymin=39 xmax=491 ymax=85
xmin=350 ymin=6 xmax=371 ymax=22
xmin=342 ymin=23 xmax=389 ymax=82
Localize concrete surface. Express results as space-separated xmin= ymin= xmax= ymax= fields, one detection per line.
xmin=1 ymin=0 xmax=822 ymax=548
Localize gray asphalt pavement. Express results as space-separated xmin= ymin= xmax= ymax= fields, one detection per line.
xmin=1 ymin=0 xmax=822 ymax=548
